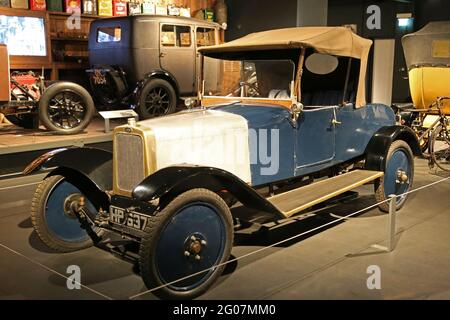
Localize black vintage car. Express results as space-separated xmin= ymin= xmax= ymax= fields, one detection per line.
xmin=88 ymin=15 xmax=221 ymax=119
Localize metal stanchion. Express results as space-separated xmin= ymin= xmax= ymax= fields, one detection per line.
xmin=371 ymin=194 xmax=397 ymax=252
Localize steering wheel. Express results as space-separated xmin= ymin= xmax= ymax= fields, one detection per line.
xmin=233 ymin=81 xmax=260 ymax=98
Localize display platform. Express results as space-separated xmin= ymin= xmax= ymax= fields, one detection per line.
xmin=0 ymin=116 xmax=116 ymax=178
xmin=1 ymin=158 xmax=450 ymax=299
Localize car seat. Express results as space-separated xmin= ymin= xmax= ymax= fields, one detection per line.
xmin=268 ymin=89 xmax=290 ymax=99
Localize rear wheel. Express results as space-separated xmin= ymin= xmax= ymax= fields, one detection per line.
xmin=136 ymin=79 xmax=177 ymax=120
xmin=139 ymin=188 xmax=233 ymax=299
xmin=39 ymin=82 xmax=95 ymax=135
xmin=374 ymin=140 xmax=414 ymax=212
xmin=31 ymin=175 xmax=100 ymax=252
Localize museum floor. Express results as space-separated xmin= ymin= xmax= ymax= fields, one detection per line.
xmin=0 ymin=158 xmax=449 ymax=300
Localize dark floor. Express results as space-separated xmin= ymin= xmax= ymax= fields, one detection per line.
xmin=1 ymin=159 xmax=450 ymax=300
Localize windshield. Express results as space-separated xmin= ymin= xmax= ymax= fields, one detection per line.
xmin=204 ymin=59 xmax=295 ymax=99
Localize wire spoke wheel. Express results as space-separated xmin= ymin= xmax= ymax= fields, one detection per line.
xmin=137 ymin=79 xmax=177 ymax=120
xmin=144 ymin=87 xmax=172 ymax=116
xmin=39 ymin=82 xmax=95 ymax=134
xmin=430 ymin=124 xmax=450 ymax=171
xmin=47 ymin=90 xmax=86 ymax=130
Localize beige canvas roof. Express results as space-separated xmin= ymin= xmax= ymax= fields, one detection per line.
xmin=199 ymin=27 xmax=373 ymax=107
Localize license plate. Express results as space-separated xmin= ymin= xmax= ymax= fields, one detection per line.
xmin=109 ymin=206 xmax=148 ymax=232
xmin=92 ymin=69 xmax=107 ymax=85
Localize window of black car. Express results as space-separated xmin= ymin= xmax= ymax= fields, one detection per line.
xmin=196 ymin=27 xmax=216 ymax=47
xmin=161 ymin=24 xmax=191 ymax=47
xmin=97 ymin=27 xmax=121 ymax=43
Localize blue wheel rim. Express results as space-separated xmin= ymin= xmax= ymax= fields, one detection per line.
xmin=155 ymin=202 xmax=227 ymax=291
xmin=384 ymin=149 xmax=412 ymax=204
xmin=45 ymin=179 xmax=96 ymax=242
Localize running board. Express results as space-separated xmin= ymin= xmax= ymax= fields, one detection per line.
xmin=268 ymin=170 xmax=384 ymax=218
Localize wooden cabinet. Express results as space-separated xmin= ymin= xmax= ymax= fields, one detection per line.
xmin=48 ymin=12 xmax=99 ymax=80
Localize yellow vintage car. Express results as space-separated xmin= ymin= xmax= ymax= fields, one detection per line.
xmin=402 ymin=21 xmax=450 ymax=113
xmin=398 ymin=22 xmax=450 ymax=161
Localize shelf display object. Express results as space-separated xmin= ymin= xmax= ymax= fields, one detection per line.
xmin=98 ymin=0 xmax=112 ymax=16
xmin=30 ymin=0 xmax=46 ymax=10
xmin=10 ymin=0 xmax=28 ymax=9
xmin=112 ymin=0 xmax=126 ymax=16
xmin=128 ymin=0 xmax=141 ymax=15
xmin=65 ymin=0 xmax=81 ymax=12
xmin=82 ymin=0 xmax=97 ymax=15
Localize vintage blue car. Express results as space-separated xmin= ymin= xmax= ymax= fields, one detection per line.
xmin=24 ymin=27 xmax=420 ymax=299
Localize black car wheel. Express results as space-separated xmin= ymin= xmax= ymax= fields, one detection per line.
xmin=39 ymin=82 xmax=95 ymax=135
xmin=137 ymin=79 xmax=177 ymax=119
xmin=139 ymin=188 xmax=233 ymax=300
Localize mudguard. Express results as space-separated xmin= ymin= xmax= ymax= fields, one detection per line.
xmin=23 ymin=147 xmax=113 ymax=191
xmin=365 ymin=125 xmax=421 ymax=171
xmin=133 ymin=70 xmax=180 ymax=100
xmin=132 ymin=165 xmax=284 ymax=219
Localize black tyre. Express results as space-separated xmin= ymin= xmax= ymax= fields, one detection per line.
xmin=31 ymin=175 xmax=100 ymax=252
xmin=374 ymin=140 xmax=414 ymax=212
xmin=139 ymin=188 xmax=233 ymax=300
xmin=136 ymin=79 xmax=177 ymax=119
xmin=39 ymin=82 xmax=95 ymax=135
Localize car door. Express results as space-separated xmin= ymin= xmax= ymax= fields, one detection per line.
xmin=295 ymin=106 xmax=337 ymax=169
xmin=159 ymin=23 xmax=195 ymax=94
xmin=195 ymin=26 xmax=220 ymax=93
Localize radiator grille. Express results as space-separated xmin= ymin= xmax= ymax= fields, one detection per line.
xmin=115 ymin=133 xmax=145 ymax=193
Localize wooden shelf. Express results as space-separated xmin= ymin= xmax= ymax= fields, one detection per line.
xmin=48 ymin=11 xmax=103 ymax=20
xmin=53 ymin=61 xmax=89 ymax=69
xmin=51 ymin=37 xmax=89 ymax=42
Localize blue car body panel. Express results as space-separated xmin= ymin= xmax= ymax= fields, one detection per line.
xmin=214 ymin=103 xmax=395 ymax=187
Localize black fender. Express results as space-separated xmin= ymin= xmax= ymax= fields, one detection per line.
xmin=132 ymin=165 xmax=284 ymax=219
xmin=23 ymin=147 xmax=112 ymax=208
xmin=87 ymin=65 xmax=128 ymax=99
xmin=365 ymin=125 xmax=421 ymax=171
xmin=133 ymin=69 xmax=180 ymax=102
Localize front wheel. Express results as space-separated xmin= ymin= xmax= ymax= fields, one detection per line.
xmin=31 ymin=175 xmax=100 ymax=252
xmin=39 ymin=82 xmax=95 ymax=135
xmin=136 ymin=79 xmax=177 ymax=120
xmin=374 ymin=140 xmax=414 ymax=212
xmin=139 ymin=188 xmax=233 ymax=300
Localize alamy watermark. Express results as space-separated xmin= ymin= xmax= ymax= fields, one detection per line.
xmin=66 ymin=8 xmax=81 ymax=31
xmin=163 ymin=120 xmax=280 ymax=176
xmin=366 ymin=4 xmax=381 ymax=30
xmin=66 ymin=265 xmax=81 ymax=290
xmin=366 ymin=265 xmax=381 ymax=290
